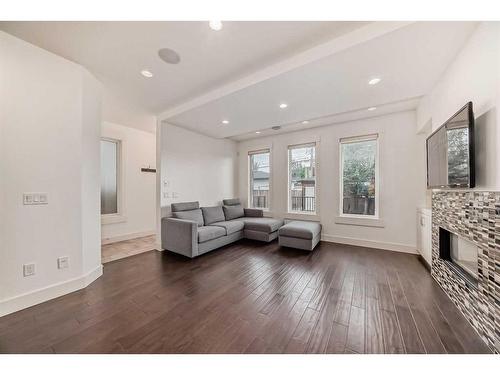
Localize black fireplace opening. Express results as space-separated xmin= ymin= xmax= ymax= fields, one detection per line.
xmin=439 ymin=227 xmax=478 ymax=287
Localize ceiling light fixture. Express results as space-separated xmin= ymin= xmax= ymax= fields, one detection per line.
xmin=141 ymin=70 xmax=153 ymax=78
xmin=255 ymin=131 xmax=261 ymax=134
xmin=158 ymin=48 xmax=181 ymax=64
xmin=368 ymin=77 xmax=381 ymax=85
xmin=222 ymin=120 xmax=229 ymax=124
xmin=279 ymin=103 xmax=288 ymax=109
xmin=209 ymin=21 xmax=223 ymax=31
xmin=368 ymin=107 xmax=377 ymax=111
xmin=302 ymin=120 xmax=309 ymax=124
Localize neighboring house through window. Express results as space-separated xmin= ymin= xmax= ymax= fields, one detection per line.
xmin=340 ymin=134 xmax=378 ymax=217
xmin=249 ymin=149 xmax=270 ymax=209
xmin=288 ymin=143 xmax=316 ymax=213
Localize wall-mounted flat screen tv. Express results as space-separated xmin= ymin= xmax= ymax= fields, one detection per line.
xmin=426 ymin=102 xmax=475 ymax=189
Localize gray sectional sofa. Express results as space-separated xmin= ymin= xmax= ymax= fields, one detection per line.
xmin=161 ymin=198 xmax=284 ymax=258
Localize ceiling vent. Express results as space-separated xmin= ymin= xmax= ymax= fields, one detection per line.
xmin=158 ymin=48 xmax=181 ymax=64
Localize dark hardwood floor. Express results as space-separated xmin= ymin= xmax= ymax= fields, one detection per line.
xmin=0 ymin=239 xmax=491 ymax=354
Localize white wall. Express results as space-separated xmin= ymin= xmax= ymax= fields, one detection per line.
xmin=417 ymin=22 xmax=500 ymax=190
xmin=81 ymin=70 xmax=103 ymax=274
xmin=0 ymin=31 xmax=102 ymax=316
xmin=101 ymin=121 xmax=157 ymax=243
xmin=237 ymin=111 xmax=421 ymax=253
xmin=159 ymin=123 xmax=237 ymax=222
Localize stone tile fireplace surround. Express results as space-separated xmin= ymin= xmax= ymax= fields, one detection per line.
xmin=432 ymin=191 xmax=499 ymax=353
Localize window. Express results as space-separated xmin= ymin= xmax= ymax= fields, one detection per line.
xmin=340 ymin=135 xmax=378 ymax=217
xmin=288 ymin=143 xmax=316 ymax=213
xmin=249 ymin=149 xmax=270 ymax=209
xmin=101 ymin=138 xmax=121 ymax=216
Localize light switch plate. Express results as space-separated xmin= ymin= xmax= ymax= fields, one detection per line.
xmin=23 ymin=193 xmax=48 ymax=205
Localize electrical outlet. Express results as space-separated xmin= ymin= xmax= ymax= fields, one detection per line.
xmin=23 ymin=263 xmax=35 ymax=277
xmin=57 ymin=256 xmax=69 ymax=269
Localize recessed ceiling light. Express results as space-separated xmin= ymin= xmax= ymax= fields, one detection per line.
xmin=302 ymin=120 xmax=309 ymax=124
xmin=222 ymin=120 xmax=229 ymax=125
xmin=279 ymin=103 xmax=288 ymax=109
xmin=368 ymin=77 xmax=381 ymax=85
xmin=368 ymin=107 xmax=377 ymax=111
xmin=158 ymin=48 xmax=181 ymax=64
xmin=141 ymin=70 xmax=153 ymax=78
xmin=255 ymin=131 xmax=261 ymax=134
xmin=209 ymin=21 xmax=223 ymax=31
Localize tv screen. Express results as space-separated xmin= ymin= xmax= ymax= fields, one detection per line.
xmin=426 ymin=102 xmax=475 ymax=189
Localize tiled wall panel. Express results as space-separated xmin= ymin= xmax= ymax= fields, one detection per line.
xmin=432 ymin=191 xmax=499 ymax=353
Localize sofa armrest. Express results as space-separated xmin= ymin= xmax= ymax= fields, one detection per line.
xmin=161 ymin=217 xmax=198 ymax=258
xmin=244 ymin=208 xmax=264 ymax=218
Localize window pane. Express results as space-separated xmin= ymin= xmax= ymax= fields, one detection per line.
xmin=341 ymin=139 xmax=376 ymax=216
xmin=289 ymin=145 xmax=316 ymax=213
xmin=101 ymin=140 xmax=118 ymax=215
xmin=249 ymin=152 xmax=270 ymax=209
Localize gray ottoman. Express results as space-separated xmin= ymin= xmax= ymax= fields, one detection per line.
xmin=278 ymin=221 xmax=322 ymax=251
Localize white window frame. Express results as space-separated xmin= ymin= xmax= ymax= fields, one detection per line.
xmin=287 ymin=142 xmax=318 ymax=215
xmin=339 ymin=134 xmax=380 ymax=220
xmin=101 ymin=137 xmax=126 ymax=224
xmin=248 ymin=148 xmax=271 ymax=211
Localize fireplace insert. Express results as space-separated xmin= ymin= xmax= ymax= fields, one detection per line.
xmin=439 ymin=227 xmax=478 ymax=286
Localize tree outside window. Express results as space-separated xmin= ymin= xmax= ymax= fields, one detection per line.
xmin=341 ymin=137 xmax=377 ymax=216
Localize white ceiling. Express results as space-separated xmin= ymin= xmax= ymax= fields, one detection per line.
xmin=0 ymin=21 xmax=369 ymax=132
xmin=165 ymin=22 xmax=478 ymax=139
xmin=0 ymin=21 xmax=478 ymax=138
xmin=230 ymin=97 xmax=422 ymax=141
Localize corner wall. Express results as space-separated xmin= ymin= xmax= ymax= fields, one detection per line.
xmin=0 ymin=31 xmax=102 ymax=316
xmin=417 ymin=22 xmax=500 ymax=190
xmin=157 ymin=123 xmax=238 ymax=246
xmin=101 ymin=121 xmax=157 ymax=243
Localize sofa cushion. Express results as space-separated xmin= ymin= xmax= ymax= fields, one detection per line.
xmin=244 ymin=208 xmax=264 ymax=217
xmin=173 ymin=209 xmax=204 ymax=227
xmin=243 ymin=218 xmax=284 ymax=234
xmin=210 ymin=220 xmax=245 ymax=235
xmin=197 ymin=226 xmax=226 ymax=243
xmin=201 ymin=206 xmax=226 ymax=225
xmin=223 ymin=198 xmax=241 ymax=206
xmin=223 ymin=204 xmax=244 ymax=220
xmin=171 ymin=201 xmax=199 ymax=212
xmin=279 ymin=221 xmax=322 ymax=240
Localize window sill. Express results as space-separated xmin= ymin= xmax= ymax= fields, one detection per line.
xmin=334 ymin=215 xmax=384 ymax=228
xmin=101 ymin=214 xmax=127 ymax=225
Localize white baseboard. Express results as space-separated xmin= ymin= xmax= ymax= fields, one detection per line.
xmin=321 ymin=234 xmax=417 ymax=254
xmin=0 ymin=265 xmax=103 ymax=318
xmin=101 ymin=230 xmax=156 ymax=245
